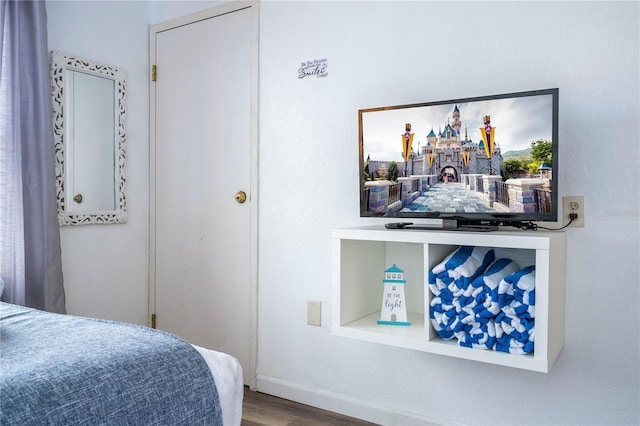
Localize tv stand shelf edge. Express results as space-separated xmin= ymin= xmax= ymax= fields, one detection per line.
xmin=331 ymin=226 xmax=566 ymax=373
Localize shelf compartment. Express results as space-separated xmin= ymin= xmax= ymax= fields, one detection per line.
xmin=332 ymin=312 xmax=427 ymax=351
xmin=424 ymin=245 xmax=537 ymax=342
xmin=333 ymin=238 xmax=424 ymax=327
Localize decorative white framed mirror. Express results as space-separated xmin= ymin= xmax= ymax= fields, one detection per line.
xmin=50 ymin=51 xmax=127 ymax=225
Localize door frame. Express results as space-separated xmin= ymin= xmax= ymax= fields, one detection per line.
xmin=148 ymin=1 xmax=259 ymax=388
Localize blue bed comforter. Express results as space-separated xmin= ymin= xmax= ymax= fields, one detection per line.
xmin=0 ymin=302 xmax=222 ymax=425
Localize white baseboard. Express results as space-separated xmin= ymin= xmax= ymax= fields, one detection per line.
xmin=255 ymin=374 xmax=453 ymax=425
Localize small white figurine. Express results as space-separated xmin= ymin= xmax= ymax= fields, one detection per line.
xmin=377 ymin=264 xmax=411 ymax=326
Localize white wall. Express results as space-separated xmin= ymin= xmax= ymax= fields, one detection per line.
xmin=47 ymin=0 xmax=150 ymax=324
xmin=47 ymin=1 xmax=639 ymax=425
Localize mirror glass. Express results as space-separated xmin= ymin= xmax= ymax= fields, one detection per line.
xmin=50 ymin=52 xmax=127 ymax=225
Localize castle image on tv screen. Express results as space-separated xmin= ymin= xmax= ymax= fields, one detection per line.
xmin=359 ymin=90 xmax=557 ymax=219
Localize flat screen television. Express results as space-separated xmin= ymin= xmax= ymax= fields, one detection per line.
xmin=359 ymin=88 xmax=558 ymax=230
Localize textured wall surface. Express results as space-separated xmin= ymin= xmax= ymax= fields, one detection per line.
xmin=47 ymin=1 xmax=639 ymax=424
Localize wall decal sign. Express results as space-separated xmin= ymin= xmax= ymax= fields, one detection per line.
xmin=298 ymin=59 xmax=328 ymax=79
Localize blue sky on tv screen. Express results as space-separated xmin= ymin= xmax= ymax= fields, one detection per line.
xmin=362 ymin=93 xmax=554 ymax=162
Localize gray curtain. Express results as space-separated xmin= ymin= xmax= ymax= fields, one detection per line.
xmin=0 ymin=0 xmax=66 ymax=313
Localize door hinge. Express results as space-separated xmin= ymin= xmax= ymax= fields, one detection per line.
xmin=151 ymin=65 xmax=157 ymax=82
xmin=151 ymin=313 xmax=156 ymax=329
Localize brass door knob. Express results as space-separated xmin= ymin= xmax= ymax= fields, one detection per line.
xmin=234 ymin=191 xmax=247 ymax=204
xmin=73 ymin=194 xmax=83 ymax=204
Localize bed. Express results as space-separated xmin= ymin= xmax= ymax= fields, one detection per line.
xmin=0 ymin=301 xmax=243 ymax=425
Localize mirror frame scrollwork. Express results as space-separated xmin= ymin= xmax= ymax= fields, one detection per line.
xmin=50 ymin=51 xmax=128 ymax=225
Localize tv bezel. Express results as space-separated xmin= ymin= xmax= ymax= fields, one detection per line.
xmin=358 ymin=88 xmax=559 ymax=225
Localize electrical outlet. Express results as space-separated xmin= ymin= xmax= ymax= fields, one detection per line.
xmin=562 ymin=196 xmax=584 ymax=227
xmin=307 ymin=300 xmax=322 ymax=326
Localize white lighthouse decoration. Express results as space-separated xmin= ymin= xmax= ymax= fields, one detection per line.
xmin=377 ymin=264 xmax=411 ymax=326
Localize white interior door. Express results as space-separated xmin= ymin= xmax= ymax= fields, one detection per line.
xmin=150 ymin=3 xmax=257 ymax=386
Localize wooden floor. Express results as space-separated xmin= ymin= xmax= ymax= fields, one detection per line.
xmin=241 ymin=387 xmax=378 ymax=426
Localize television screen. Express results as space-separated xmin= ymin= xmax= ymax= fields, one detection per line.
xmin=359 ymin=88 xmax=558 ymax=227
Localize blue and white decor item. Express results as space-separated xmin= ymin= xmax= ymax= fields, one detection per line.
xmin=429 ymin=246 xmax=537 ymax=355
xmin=495 ymin=265 xmax=536 ymax=354
xmin=428 ymin=246 xmax=495 ymax=339
xmin=428 ymin=246 xmax=495 ymax=297
xmin=378 ymin=264 xmax=410 ymax=326
xmin=455 ymin=258 xmax=520 ymax=349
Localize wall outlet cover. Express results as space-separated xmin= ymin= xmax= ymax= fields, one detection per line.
xmin=307 ymin=300 xmax=322 ymax=326
xmin=562 ymin=195 xmax=585 ymax=227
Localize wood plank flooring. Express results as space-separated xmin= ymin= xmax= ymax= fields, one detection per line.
xmin=241 ymin=387 xmax=378 ymax=426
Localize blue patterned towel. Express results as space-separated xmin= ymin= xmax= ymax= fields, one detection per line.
xmin=455 ymin=259 xmax=520 ymax=349
xmin=495 ymin=266 xmax=536 ymax=354
xmin=468 ymin=258 xmax=520 ymax=320
xmin=428 ymin=246 xmax=494 ymax=340
xmin=429 ymin=289 xmax=460 ymax=340
xmin=458 ymin=319 xmax=498 ymax=350
xmin=498 ymin=265 xmax=536 ymax=313
xmin=428 ymin=246 xmax=495 ymax=297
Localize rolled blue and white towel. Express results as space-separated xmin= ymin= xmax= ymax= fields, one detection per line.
xmin=428 ymin=246 xmax=495 ymax=297
xmin=495 ymin=309 xmax=535 ymax=354
xmin=497 ymin=265 xmax=536 ymax=315
xmin=468 ymin=258 xmax=521 ymax=320
xmin=429 ymin=289 xmax=458 ymax=340
xmin=454 ymin=259 xmax=520 ymax=349
xmin=457 ymin=318 xmax=497 ymax=350
xmin=495 ymin=265 xmax=536 ymax=354
xmin=428 ymin=246 xmax=494 ymax=340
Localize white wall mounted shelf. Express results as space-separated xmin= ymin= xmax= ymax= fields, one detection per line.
xmin=331 ymin=226 xmax=566 ymax=373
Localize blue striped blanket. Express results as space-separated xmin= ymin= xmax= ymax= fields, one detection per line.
xmin=0 ymin=302 xmax=222 ymax=425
